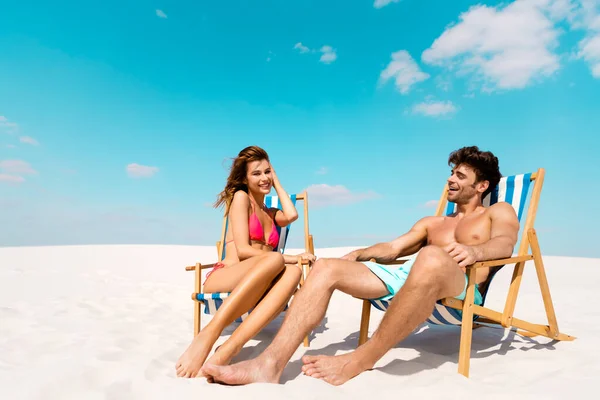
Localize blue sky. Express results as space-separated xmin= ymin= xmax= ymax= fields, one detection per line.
xmin=1 ymin=0 xmax=599 ymax=257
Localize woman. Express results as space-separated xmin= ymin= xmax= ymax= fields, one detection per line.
xmin=176 ymin=145 xmax=316 ymax=378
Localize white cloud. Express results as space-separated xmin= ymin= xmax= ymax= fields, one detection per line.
xmin=0 ymin=115 xmax=18 ymax=132
xmin=411 ymin=100 xmax=459 ymax=117
xmin=435 ymin=75 xmax=453 ymax=91
xmin=5 ymin=144 xmax=16 ymax=149
xmin=0 ymin=174 xmax=25 ymax=184
xmin=320 ymin=52 xmax=337 ymax=64
xmin=379 ymin=50 xmax=430 ymax=94
xmin=316 ymin=167 xmax=328 ymax=175
xmin=423 ymin=200 xmax=439 ymax=208
xmin=156 ymin=9 xmax=167 ymax=19
xmin=305 ymin=184 xmax=380 ymax=208
xmin=294 ymin=43 xmax=337 ymax=63
xmin=374 ymin=0 xmax=401 ymax=8
xmin=421 ymin=0 xmax=564 ymax=91
xmin=0 ymin=159 xmax=37 ymax=175
xmin=573 ymin=0 xmax=600 ymax=77
xmin=19 ymin=136 xmax=39 ymax=146
xmin=126 ymin=163 xmax=159 ymax=178
xmin=319 ymin=45 xmax=337 ymax=64
xmin=294 ymin=42 xmax=310 ymax=53
xmin=579 ymin=35 xmax=600 ymax=76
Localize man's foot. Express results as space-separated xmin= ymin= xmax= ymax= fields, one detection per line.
xmin=201 ymin=355 xmax=281 ymax=385
xmin=175 ymin=329 xmax=219 ymax=378
xmin=301 ymin=352 xmax=373 ymax=386
xmin=204 ymin=340 xmax=242 ymax=367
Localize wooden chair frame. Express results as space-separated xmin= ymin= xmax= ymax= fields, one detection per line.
xmin=357 ymin=168 xmax=575 ymax=377
xmin=185 ymin=191 xmax=315 ymax=347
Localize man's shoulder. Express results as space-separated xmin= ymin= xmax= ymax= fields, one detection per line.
xmin=414 ymin=215 xmax=444 ymax=229
xmin=487 ymin=201 xmax=518 ymax=219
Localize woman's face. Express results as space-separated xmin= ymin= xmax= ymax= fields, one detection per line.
xmin=245 ymin=159 xmax=272 ymax=195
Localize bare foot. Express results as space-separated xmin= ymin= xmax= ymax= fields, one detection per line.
xmin=175 ymin=329 xmax=219 ymax=378
xmin=301 ymin=353 xmax=373 ymax=386
xmin=201 ymin=355 xmax=281 ymax=385
xmin=204 ymin=341 xmax=242 ymax=368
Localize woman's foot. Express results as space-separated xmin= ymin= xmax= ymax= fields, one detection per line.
xmin=175 ymin=329 xmax=219 ymax=378
xmin=204 ymin=340 xmax=242 ymax=368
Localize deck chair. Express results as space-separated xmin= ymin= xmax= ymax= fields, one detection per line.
xmin=185 ymin=191 xmax=315 ymax=347
xmin=357 ymin=168 xmax=575 ymax=377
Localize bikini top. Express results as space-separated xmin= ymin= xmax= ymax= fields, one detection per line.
xmin=248 ymin=203 xmax=280 ymax=248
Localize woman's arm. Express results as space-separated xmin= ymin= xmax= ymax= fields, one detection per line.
xmin=283 ymin=252 xmax=316 ymax=265
xmin=228 ymin=191 xmax=269 ymax=261
xmin=269 ymin=165 xmax=298 ymax=227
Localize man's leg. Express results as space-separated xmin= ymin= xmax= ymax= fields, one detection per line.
xmin=200 ymin=257 xmax=389 ymax=385
xmin=301 ymin=246 xmax=466 ymax=386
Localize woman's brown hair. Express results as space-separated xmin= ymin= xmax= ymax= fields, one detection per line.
xmin=214 ymin=145 xmax=270 ymax=213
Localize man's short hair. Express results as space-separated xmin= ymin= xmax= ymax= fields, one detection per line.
xmin=448 ymin=146 xmax=502 ymax=198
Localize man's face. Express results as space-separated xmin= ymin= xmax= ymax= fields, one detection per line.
xmin=447 ymin=164 xmax=488 ymax=204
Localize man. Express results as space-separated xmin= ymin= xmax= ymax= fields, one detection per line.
xmin=201 ymin=146 xmax=520 ymax=386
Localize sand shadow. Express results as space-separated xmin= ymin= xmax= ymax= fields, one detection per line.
xmin=280 ymin=330 xmax=361 ymax=383
xmin=280 ymin=323 xmax=562 ymax=382
xmin=230 ymin=316 xmax=330 ymax=364
xmin=372 ymin=324 xmax=562 ymax=377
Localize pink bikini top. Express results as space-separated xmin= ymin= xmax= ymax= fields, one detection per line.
xmin=248 ymin=204 xmax=280 ymax=248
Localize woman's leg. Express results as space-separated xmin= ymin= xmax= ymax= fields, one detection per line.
xmin=176 ymin=252 xmax=285 ymax=378
xmin=204 ymin=264 xmax=303 ymax=367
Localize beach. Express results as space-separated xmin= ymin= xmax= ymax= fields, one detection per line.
xmin=0 ymin=244 xmax=596 ymax=399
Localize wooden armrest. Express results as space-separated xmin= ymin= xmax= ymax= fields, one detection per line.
xmin=467 ymin=255 xmax=533 ymax=269
xmin=186 ymin=257 xmax=312 ymax=272
xmin=185 ymin=263 xmax=218 ymax=272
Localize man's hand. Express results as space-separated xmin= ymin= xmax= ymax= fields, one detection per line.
xmin=340 ymin=251 xmax=358 ymax=261
xmin=445 ymin=242 xmax=479 ymax=268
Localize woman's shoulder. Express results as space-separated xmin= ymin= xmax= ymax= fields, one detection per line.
xmin=232 ymin=190 xmax=250 ymax=202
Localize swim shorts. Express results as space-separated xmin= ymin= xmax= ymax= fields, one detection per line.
xmin=362 ymin=257 xmax=483 ymax=305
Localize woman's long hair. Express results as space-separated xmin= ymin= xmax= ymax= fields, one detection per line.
xmin=214 ymin=145 xmax=270 ymax=213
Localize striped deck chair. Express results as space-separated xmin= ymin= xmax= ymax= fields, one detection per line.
xmin=357 ymin=168 xmax=575 ymax=377
xmin=185 ymin=191 xmax=315 ymax=347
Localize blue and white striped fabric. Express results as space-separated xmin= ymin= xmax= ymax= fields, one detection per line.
xmin=265 ymin=194 xmax=297 ymax=253
xmin=196 ymin=194 xmax=298 ymax=323
xmin=368 ymin=173 xmax=534 ymax=326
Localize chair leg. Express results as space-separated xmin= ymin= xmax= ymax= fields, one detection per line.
xmin=528 ymin=229 xmax=560 ymax=338
xmin=458 ymin=267 xmax=476 ymax=378
xmin=358 ymin=300 xmax=371 ymax=346
xmin=194 ymin=301 xmax=201 ymax=337
xmin=299 ymin=262 xmax=310 ymax=347
xmin=193 ymin=262 xmax=203 ymax=337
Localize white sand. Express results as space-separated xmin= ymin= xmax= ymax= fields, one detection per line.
xmin=0 ymin=245 xmax=596 ymax=399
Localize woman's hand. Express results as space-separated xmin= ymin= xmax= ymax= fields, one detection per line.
xmin=268 ymin=163 xmax=298 ymax=225
xmin=269 ymin=163 xmax=282 ymax=189
xmin=283 ymin=252 xmax=316 ymax=265
xmin=296 ymin=252 xmax=316 ymax=264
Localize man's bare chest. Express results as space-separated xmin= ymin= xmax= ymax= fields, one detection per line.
xmin=427 ymin=213 xmax=492 ymax=247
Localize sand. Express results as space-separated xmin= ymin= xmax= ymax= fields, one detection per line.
xmin=0 ymin=245 xmax=596 ymax=399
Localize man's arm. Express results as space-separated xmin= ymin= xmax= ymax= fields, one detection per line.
xmin=342 ymin=217 xmax=432 ymax=263
xmin=472 ymin=202 xmax=520 ymax=260
xmin=447 ymin=202 xmax=519 ymax=268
